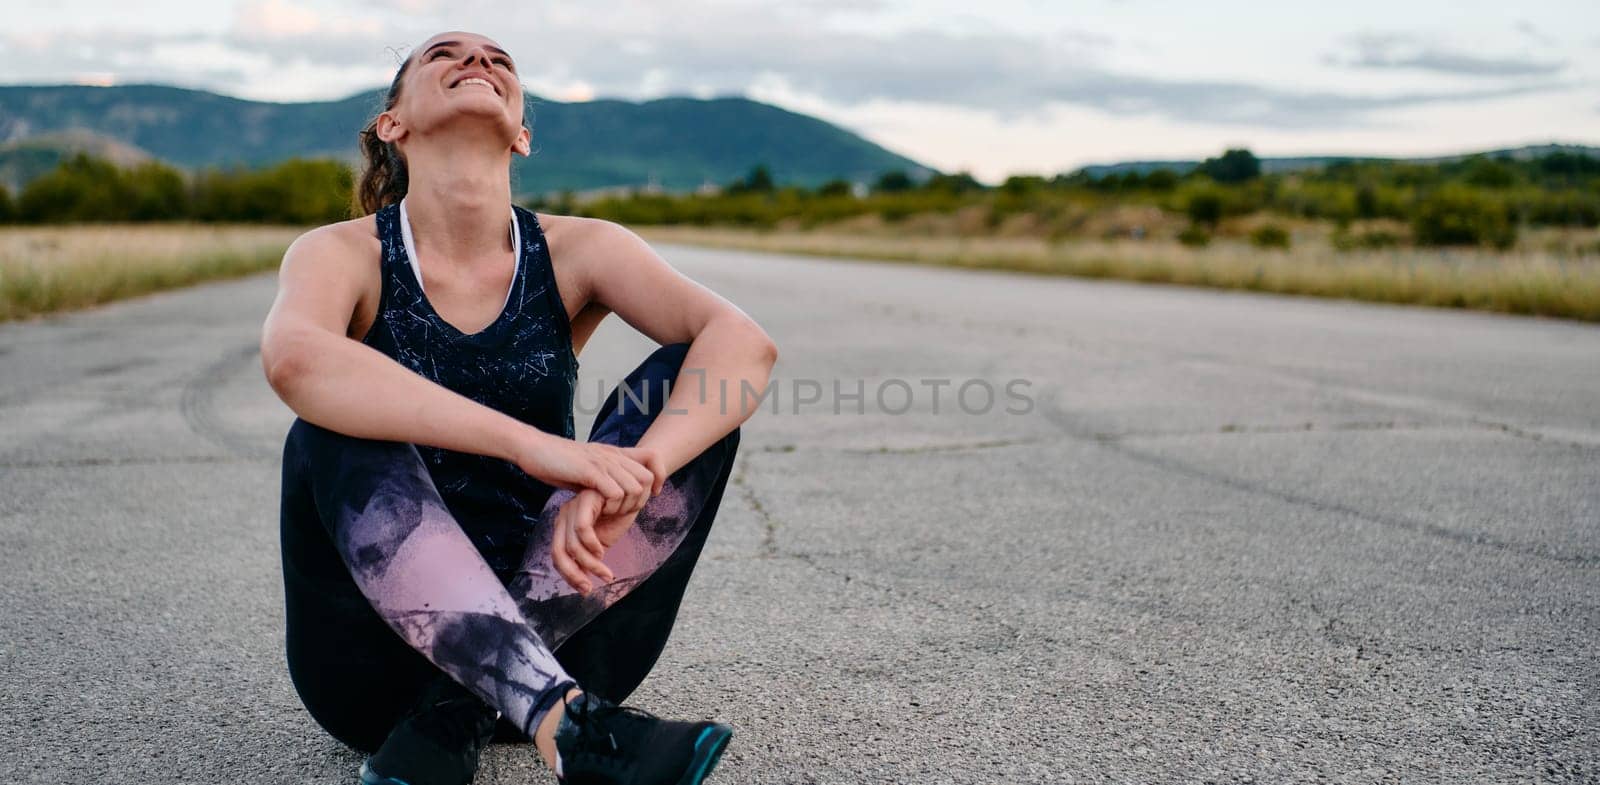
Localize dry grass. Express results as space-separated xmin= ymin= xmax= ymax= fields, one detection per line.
xmin=0 ymin=224 xmax=302 ymax=323
xmin=637 ymin=225 xmax=1600 ymax=322
xmin=5 ymin=221 xmax=1597 ymax=325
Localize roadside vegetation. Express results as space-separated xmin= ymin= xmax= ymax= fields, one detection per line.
xmin=2 ymin=147 xmax=1597 ymax=322
xmin=0 ymin=224 xmax=299 ymax=322
xmin=564 ymin=148 xmax=1600 ymax=321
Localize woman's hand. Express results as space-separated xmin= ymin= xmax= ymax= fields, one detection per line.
xmin=510 ymin=428 xmax=665 ymax=515
xmin=550 ymin=487 xmax=642 ymax=594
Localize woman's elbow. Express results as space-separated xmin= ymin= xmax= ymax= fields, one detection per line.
xmin=747 ymin=321 xmax=778 ymax=367
xmin=260 ymin=327 xmax=315 ymax=398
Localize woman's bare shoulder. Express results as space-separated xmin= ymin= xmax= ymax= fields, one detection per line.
xmin=534 ymin=211 xmax=599 ymax=252
xmin=534 ymin=212 xmax=649 ymax=267
xmin=273 ymin=214 xmax=385 ymax=339
xmin=287 ymin=213 xmax=381 ymax=264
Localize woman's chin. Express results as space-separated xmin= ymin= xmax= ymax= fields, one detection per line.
xmin=428 ymin=103 xmax=518 ymax=131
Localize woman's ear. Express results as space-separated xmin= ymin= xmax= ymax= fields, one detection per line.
xmin=376 ymin=110 xmax=405 ymax=145
xmin=513 ymin=126 xmax=532 ymax=157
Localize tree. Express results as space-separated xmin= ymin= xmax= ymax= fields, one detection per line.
xmin=18 ymin=153 xmax=133 ymax=222
xmin=126 ymin=161 xmax=190 ymax=220
xmin=1199 ymin=148 xmax=1261 ymax=184
xmin=1461 ymin=156 xmax=1516 ymax=188
xmin=815 ymin=178 xmax=853 ymax=198
xmin=725 ymin=164 xmax=774 ymax=195
xmin=1144 ymin=169 xmax=1179 ymax=191
xmin=0 ymin=182 xmax=12 ymax=223
xmin=873 ymin=169 xmax=913 ymax=193
xmin=1000 ymin=175 xmax=1048 ymax=195
xmin=924 ymin=171 xmax=983 ymax=194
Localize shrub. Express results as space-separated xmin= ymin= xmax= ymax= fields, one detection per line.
xmin=1144 ymin=169 xmax=1179 ymax=191
xmin=1413 ymin=185 xmax=1516 ymax=249
xmin=1185 ymin=186 xmax=1224 ymax=227
xmin=1177 ymin=224 xmax=1211 ymax=247
xmin=815 ymin=178 xmax=853 ymax=198
xmin=1249 ymin=224 xmax=1291 ymax=250
xmin=1332 ymin=229 xmax=1404 ymax=251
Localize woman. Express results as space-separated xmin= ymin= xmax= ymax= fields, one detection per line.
xmin=261 ymin=29 xmax=778 ymax=785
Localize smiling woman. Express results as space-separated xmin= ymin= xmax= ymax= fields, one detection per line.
xmin=262 ymin=29 xmax=778 ymax=785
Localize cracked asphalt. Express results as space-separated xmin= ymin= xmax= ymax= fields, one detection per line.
xmin=2 ymin=242 xmax=1597 ymax=784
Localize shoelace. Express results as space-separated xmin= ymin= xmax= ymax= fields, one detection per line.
xmin=564 ymin=694 xmax=663 ymax=758
xmin=411 ymin=695 xmax=500 ymax=757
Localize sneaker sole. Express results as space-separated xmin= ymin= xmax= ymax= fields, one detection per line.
xmin=677 ymin=723 xmax=734 ymax=785
xmin=357 ymin=759 xmax=415 ymax=785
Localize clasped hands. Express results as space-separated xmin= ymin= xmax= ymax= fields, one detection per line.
xmin=512 ymin=430 xmax=667 ymax=595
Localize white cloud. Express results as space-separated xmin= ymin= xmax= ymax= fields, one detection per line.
xmin=1326 ymin=32 xmax=1566 ymax=77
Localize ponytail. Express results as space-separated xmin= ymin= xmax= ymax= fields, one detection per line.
xmin=355 ymin=56 xmax=414 ymax=216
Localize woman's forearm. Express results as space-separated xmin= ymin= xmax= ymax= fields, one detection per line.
xmin=633 ymin=315 xmax=778 ymax=475
xmin=263 ymin=326 xmax=538 ymax=463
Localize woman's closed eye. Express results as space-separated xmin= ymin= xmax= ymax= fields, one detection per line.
xmin=428 ymin=47 xmax=515 ymax=71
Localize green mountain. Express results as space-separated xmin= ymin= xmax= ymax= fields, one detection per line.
xmin=0 ymin=84 xmax=934 ymax=195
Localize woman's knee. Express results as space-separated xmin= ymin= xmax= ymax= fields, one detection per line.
xmin=282 ymin=417 xmax=435 ymax=532
xmin=285 ymin=417 xmax=420 ymax=469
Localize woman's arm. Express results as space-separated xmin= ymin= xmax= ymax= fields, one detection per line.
xmin=541 ymin=218 xmax=779 ymax=591
xmin=570 ymin=218 xmax=780 ymax=474
xmin=259 ymin=224 xmax=658 ymax=512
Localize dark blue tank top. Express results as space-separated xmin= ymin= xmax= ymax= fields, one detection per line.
xmin=362 ymin=200 xmax=579 ymax=574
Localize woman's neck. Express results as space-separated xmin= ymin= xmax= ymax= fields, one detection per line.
xmin=399 ymin=136 xmax=516 ymax=264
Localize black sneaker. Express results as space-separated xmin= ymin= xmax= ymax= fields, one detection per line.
xmin=358 ymin=674 xmax=502 ymax=785
xmin=553 ymin=692 xmax=733 ymax=785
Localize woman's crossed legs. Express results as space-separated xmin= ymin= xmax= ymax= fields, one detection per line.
xmin=279 ymin=342 xmax=739 ymax=752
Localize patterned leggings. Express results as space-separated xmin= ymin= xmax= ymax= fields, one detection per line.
xmin=278 ymin=343 xmax=740 ymax=753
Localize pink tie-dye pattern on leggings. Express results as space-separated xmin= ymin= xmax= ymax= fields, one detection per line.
xmin=511 ymin=456 xmax=724 ymax=652
xmin=320 ymin=392 xmax=736 ymax=740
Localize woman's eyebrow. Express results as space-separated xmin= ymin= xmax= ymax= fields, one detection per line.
xmin=422 ymin=40 xmax=514 ymax=61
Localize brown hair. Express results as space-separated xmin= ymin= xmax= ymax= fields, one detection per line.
xmin=355 ymin=54 xmax=414 ymax=216
xmin=354 ymin=43 xmax=535 ymax=216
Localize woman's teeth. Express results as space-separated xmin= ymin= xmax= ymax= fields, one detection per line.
xmin=456 ymin=78 xmax=494 ymax=91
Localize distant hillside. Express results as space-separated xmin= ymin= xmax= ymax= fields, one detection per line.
xmin=0 ymin=129 xmax=155 ymax=190
xmin=1078 ymin=143 xmax=1600 ymax=179
xmin=0 ymin=84 xmax=933 ymax=195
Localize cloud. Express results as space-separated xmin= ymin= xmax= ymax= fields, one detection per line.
xmin=1513 ymin=20 xmax=1555 ymax=46
xmin=0 ymin=6 xmax=1574 ymax=130
xmin=1327 ymin=32 xmax=1565 ymax=77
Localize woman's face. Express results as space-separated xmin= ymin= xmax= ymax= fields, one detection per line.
xmin=384 ymin=31 xmax=530 ymax=156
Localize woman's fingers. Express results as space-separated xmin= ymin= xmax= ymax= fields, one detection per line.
xmin=566 ymin=443 xmax=658 ymax=515
xmin=568 ymin=515 xmax=614 ymax=584
xmin=606 ymin=453 xmax=648 ymax=514
xmin=620 ymin=447 xmax=667 ymax=496
xmin=584 ymin=462 xmax=626 ymax=509
xmin=619 ymin=447 xmax=660 ymax=505
xmin=548 ymin=508 xmax=591 ymax=594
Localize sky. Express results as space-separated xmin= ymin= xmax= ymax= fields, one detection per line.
xmin=2 ymin=0 xmax=1598 ymax=183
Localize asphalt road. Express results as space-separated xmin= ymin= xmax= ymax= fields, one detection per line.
xmin=2 ymin=242 xmax=1596 ymax=784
